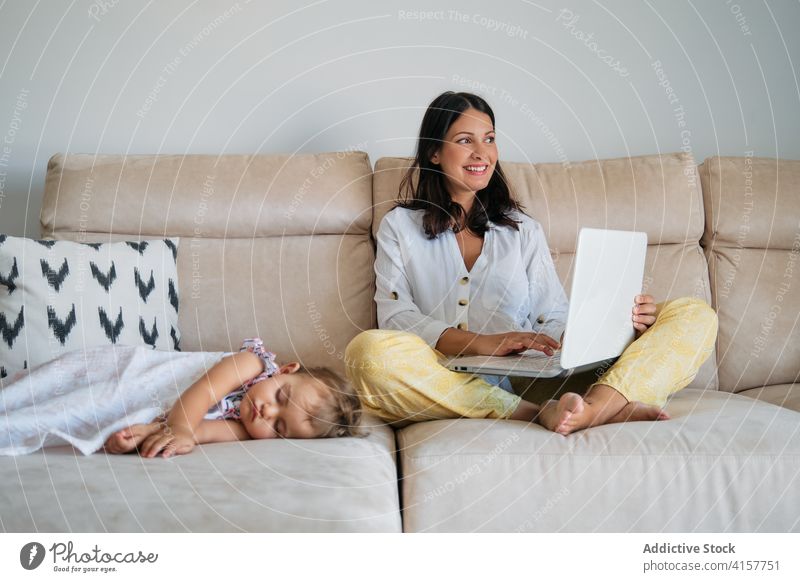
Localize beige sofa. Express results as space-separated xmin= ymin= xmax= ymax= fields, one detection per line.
xmin=1 ymin=151 xmax=798 ymax=532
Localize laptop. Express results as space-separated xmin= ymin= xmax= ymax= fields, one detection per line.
xmin=445 ymin=228 xmax=648 ymax=378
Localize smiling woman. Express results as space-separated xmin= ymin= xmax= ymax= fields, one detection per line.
xmin=345 ymin=91 xmax=718 ymax=434
xmin=395 ymin=92 xmax=522 ymax=240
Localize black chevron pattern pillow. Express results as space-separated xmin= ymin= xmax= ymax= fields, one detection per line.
xmin=0 ymin=235 xmax=181 ymax=379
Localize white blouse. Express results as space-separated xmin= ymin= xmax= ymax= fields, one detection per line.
xmin=375 ymin=207 xmax=569 ymax=349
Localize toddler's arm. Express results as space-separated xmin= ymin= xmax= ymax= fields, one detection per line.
xmin=138 ymin=351 xmax=264 ymax=457
xmin=195 ymin=419 xmax=249 ymax=444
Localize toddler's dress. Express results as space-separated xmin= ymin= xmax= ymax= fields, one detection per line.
xmin=203 ymin=338 xmax=279 ymax=421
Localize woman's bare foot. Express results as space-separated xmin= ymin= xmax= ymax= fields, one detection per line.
xmin=607 ymin=401 xmax=670 ymax=424
xmin=538 ymin=393 xmax=585 ymax=435
xmin=103 ymin=422 xmax=162 ymax=454
xmin=537 ymin=385 xmax=669 ymax=435
xmin=508 ymin=399 xmax=541 ymax=422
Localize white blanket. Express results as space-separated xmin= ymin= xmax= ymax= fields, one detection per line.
xmin=0 ymin=345 xmax=226 ymax=455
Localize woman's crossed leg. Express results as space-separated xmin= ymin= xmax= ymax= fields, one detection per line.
xmin=538 ymin=297 xmax=718 ymax=434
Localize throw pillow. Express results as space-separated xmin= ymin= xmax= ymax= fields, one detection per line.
xmin=0 ymin=235 xmax=181 ymax=380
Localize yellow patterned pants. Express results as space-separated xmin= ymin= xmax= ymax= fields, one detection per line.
xmin=344 ymin=297 xmax=718 ymax=426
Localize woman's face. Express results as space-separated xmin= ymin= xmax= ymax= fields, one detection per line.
xmin=431 ymin=107 xmax=497 ymax=200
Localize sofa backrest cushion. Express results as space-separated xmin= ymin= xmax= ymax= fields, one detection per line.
xmin=41 ymin=152 xmax=375 ymax=374
xmin=374 ymin=152 xmax=717 ymax=391
xmin=700 ymin=156 xmax=800 ymax=392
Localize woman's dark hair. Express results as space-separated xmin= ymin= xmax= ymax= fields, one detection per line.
xmin=396 ymin=91 xmax=522 ymax=239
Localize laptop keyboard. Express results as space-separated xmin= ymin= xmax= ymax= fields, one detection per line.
xmin=520 ymin=348 xmax=562 ymax=360
xmin=445 ymin=349 xmax=565 ymax=378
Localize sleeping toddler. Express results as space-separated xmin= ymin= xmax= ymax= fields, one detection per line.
xmin=104 ymin=338 xmax=363 ymax=457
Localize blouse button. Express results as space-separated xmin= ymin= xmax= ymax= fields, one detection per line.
xmin=457 ymin=322 xmax=468 ymax=331
xmin=390 ymin=291 xmax=399 ymax=300
xmin=536 ymin=315 xmax=545 ymax=324
xmin=458 ymin=299 xmax=468 ymax=306
xmin=460 ymin=276 xmax=469 ymax=285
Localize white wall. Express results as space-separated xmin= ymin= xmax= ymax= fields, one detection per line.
xmin=1 ymin=0 xmax=798 ymax=236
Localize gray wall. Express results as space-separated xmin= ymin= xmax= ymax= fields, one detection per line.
xmin=1 ymin=0 xmax=798 ymax=236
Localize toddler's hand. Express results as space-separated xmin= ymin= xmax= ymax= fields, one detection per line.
xmin=103 ymin=429 xmax=135 ymax=455
xmin=139 ymin=425 xmax=196 ymax=458
xmin=103 ymin=421 xmax=162 ymax=455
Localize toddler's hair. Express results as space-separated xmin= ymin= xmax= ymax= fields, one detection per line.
xmin=298 ymin=366 xmax=366 ymax=438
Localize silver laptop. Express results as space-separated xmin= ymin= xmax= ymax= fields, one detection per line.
xmin=445 ymin=228 xmax=648 ymax=378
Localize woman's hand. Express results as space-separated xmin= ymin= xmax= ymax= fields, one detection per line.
xmin=632 ymin=294 xmax=657 ymax=334
xmin=138 ymin=423 xmax=197 ymax=458
xmin=475 ymin=332 xmax=561 ymax=357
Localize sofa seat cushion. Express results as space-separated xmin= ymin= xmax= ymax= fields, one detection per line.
xmin=740 ymin=384 xmax=800 ymax=413
xmin=397 ymin=389 xmax=800 ymax=532
xmin=0 ymin=414 xmax=400 ymax=532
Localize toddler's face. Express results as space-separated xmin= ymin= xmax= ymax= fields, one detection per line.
xmin=238 ymin=366 xmax=328 ymax=439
